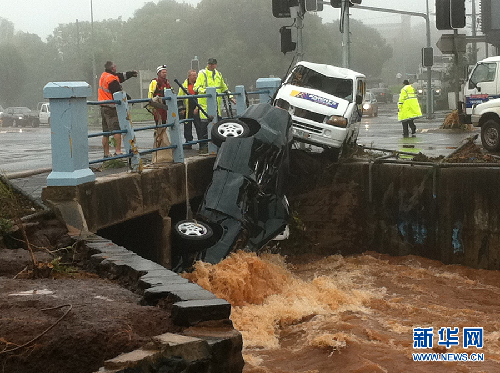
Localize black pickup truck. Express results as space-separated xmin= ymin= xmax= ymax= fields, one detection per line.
xmin=0 ymin=107 xmax=39 ymax=127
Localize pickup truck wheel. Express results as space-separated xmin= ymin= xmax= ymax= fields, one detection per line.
xmin=211 ymin=119 xmax=250 ymax=147
xmin=31 ymin=118 xmax=40 ymax=128
xmin=173 ymin=220 xmax=214 ymax=252
xmin=481 ymin=119 xmax=500 ymax=152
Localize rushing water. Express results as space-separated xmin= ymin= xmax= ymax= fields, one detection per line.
xmin=184 ymin=251 xmax=500 ymax=372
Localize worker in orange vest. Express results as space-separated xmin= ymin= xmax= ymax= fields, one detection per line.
xmin=98 ymin=61 xmax=138 ymax=157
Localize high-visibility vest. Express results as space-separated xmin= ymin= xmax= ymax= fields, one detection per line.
xmin=98 ymin=72 xmax=119 ymax=102
xmin=193 ymin=67 xmax=229 ymax=119
xmin=398 ymin=84 xmax=422 ymax=121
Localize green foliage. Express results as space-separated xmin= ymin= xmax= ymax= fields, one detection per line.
xmin=3 ymin=0 xmax=393 ymax=108
xmin=0 ymin=43 xmax=27 ymax=106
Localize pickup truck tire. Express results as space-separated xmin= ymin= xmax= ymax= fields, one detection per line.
xmin=31 ymin=118 xmax=40 ymax=128
xmin=173 ymin=220 xmax=214 ymax=252
xmin=481 ymin=119 xmax=500 ymax=152
xmin=211 ymin=119 xmax=250 ymax=147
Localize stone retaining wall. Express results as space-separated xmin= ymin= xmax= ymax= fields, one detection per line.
xmin=83 ymin=234 xmax=243 ymax=373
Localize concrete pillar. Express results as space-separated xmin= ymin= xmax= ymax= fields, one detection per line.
xmin=234 ymin=85 xmax=247 ymax=115
xmin=206 ymin=87 xmax=218 ymax=154
xmin=256 ymin=77 xmax=282 ymax=104
xmin=160 ymin=216 xmax=172 ymax=269
xmin=43 ymin=82 xmax=95 ymax=186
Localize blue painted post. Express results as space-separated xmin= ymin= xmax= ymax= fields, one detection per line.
xmin=256 ymin=77 xmax=282 ymax=104
xmin=164 ymin=89 xmax=184 ymax=163
xmin=234 ymin=85 xmax=247 ymax=115
xmin=206 ymin=87 xmax=218 ymax=154
xmin=43 ymin=82 xmax=95 ymax=186
xmin=114 ymin=91 xmax=142 ymax=171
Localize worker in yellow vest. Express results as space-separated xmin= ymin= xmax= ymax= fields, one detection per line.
xmin=398 ymin=79 xmax=422 ymax=137
xmin=193 ymin=58 xmax=234 ymax=154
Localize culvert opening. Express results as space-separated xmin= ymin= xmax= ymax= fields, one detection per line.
xmin=97 ymin=211 xmax=164 ymax=263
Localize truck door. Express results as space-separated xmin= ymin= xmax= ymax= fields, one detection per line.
xmin=464 ymin=62 xmax=498 ymax=113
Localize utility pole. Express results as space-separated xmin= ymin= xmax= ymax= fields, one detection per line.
xmin=296 ymin=5 xmax=305 ymax=61
xmin=341 ymin=0 xmax=350 ymax=68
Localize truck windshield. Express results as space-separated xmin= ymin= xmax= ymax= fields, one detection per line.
xmin=286 ymin=66 xmax=353 ymax=101
xmin=470 ymin=63 xmax=496 ymax=87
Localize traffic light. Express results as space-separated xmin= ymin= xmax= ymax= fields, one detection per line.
xmin=436 ymin=0 xmax=452 ymax=30
xmin=331 ymin=0 xmax=342 ymax=7
xmin=481 ymin=0 xmax=491 ymax=33
xmin=422 ymin=47 xmax=434 ymax=67
xmin=272 ymin=0 xmax=291 ymax=18
xmin=280 ymin=27 xmax=296 ymax=54
xmin=450 ymin=0 xmax=466 ymax=28
xmin=305 ymin=0 xmax=318 ymax=11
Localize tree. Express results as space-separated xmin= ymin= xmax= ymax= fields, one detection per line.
xmin=0 ymin=43 xmax=27 ymax=107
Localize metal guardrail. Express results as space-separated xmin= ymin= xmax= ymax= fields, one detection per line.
xmin=42 ymin=78 xmax=281 ymax=186
xmin=85 ymin=86 xmax=275 ymax=168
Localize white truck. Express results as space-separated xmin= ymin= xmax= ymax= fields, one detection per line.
xmin=37 ymin=102 xmax=50 ymax=125
xmin=463 ymin=56 xmax=500 ymax=151
xmin=463 ymin=56 xmax=500 ymax=120
xmin=273 ymin=61 xmax=366 ymax=159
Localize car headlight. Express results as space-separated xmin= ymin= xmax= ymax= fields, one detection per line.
xmin=435 ymin=89 xmax=441 ymax=94
xmin=363 ymin=103 xmax=371 ymax=110
xmin=325 ymin=115 xmax=347 ymax=128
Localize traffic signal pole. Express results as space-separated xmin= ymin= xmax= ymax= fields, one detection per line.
xmin=341 ymin=0 xmax=350 ymax=68
xmin=352 ymin=4 xmax=433 ymax=119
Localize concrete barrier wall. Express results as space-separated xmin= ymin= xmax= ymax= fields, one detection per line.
xmin=286 ymin=160 xmax=500 ymax=270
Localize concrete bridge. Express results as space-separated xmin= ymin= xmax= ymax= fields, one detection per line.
xmin=38 ymin=79 xmax=500 ymax=274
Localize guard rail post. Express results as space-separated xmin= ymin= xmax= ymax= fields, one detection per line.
xmin=234 ymin=85 xmax=247 ymax=115
xmin=255 ymin=77 xmax=282 ymax=104
xmin=43 ymin=82 xmax=95 ymax=186
xmin=206 ymin=86 xmax=218 ymax=155
xmin=164 ymin=89 xmax=184 ymax=163
xmin=114 ymin=91 xmax=141 ymax=171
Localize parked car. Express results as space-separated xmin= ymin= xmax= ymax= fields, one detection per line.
xmin=362 ymin=91 xmax=379 ymax=117
xmin=172 ymin=103 xmax=292 ymax=271
xmin=371 ymin=87 xmax=393 ymax=103
xmin=0 ymin=105 xmax=4 ymax=126
xmin=273 ymin=61 xmax=366 ymax=160
xmin=1 ymin=107 xmax=39 ymax=127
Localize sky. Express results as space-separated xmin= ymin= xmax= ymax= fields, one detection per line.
xmin=1 ymin=1 xmax=436 ymax=40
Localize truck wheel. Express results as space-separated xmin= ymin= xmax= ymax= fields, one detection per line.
xmin=211 ymin=119 xmax=250 ymax=147
xmin=32 ymin=118 xmax=40 ymax=128
xmin=173 ymin=220 xmax=214 ymax=252
xmin=481 ymin=119 xmax=500 ymax=152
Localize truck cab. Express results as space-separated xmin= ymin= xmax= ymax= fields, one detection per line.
xmin=37 ymin=102 xmax=50 ymax=125
xmin=463 ymin=56 xmax=500 ymax=119
xmin=273 ymin=61 xmax=365 ymax=159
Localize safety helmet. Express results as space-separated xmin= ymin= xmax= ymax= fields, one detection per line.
xmin=156 ymin=65 xmax=167 ymax=74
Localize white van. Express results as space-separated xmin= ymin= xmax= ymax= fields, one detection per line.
xmin=273 ymin=61 xmax=365 ymax=158
xmin=463 ymin=56 xmax=500 ymax=119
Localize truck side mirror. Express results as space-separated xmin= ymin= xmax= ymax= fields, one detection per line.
xmin=356 ymin=94 xmax=363 ymax=105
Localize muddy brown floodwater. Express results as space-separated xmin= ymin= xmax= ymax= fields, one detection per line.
xmin=183 ymin=250 xmax=500 ymax=373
